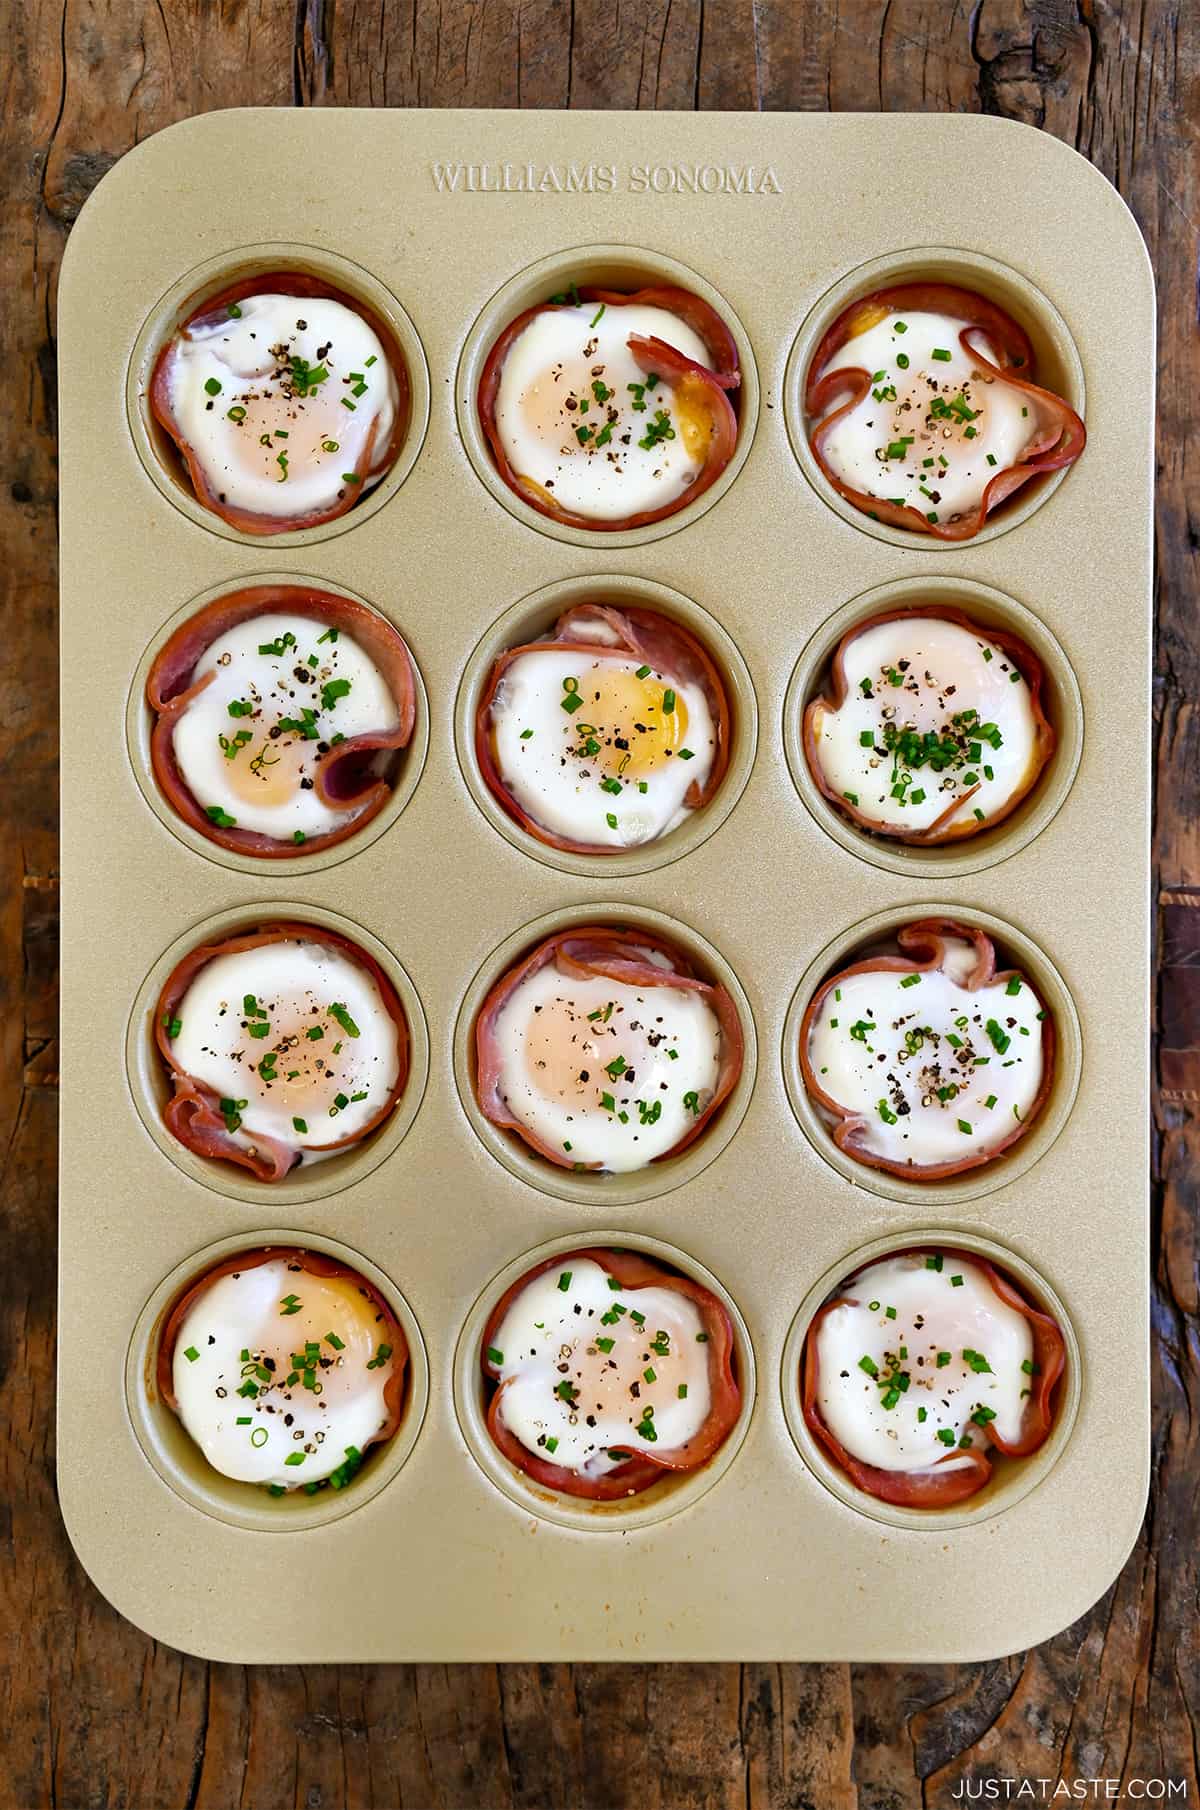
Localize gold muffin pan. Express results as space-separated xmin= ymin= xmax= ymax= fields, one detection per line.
xmin=58 ymin=109 xmax=1151 ymax=1662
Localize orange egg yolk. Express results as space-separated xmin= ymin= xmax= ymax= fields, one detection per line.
xmin=221 ymin=734 xmax=310 ymax=807
xmin=239 ymin=1274 xmax=390 ymax=1397
xmin=571 ymin=1308 xmax=693 ymax=1411
xmin=672 ymin=372 xmax=717 ymax=463
xmin=572 ymin=666 xmax=690 ymax=779
xmin=241 ymin=998 xmax=370 ymax=1118
xmin=222 ymin=390 xmax=348 ymax=485
xmin=522 ymin=994 xmax=650 ymax=1106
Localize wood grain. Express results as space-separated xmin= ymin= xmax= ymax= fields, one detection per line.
xmin=1 ymin=2 xmax=1194 ymax=1805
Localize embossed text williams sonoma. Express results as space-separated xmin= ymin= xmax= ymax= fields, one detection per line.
xmin=430 ymin=161 xmax=784 ymax=196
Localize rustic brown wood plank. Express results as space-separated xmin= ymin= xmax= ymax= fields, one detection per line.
xmin=0 ymin=2 xmax=1194 ymax=1807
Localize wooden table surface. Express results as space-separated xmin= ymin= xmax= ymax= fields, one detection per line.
xmin=2 ymin=3 xmax=1194 ymax=1806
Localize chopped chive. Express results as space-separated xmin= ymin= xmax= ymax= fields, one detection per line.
xmin=329 ymin=1003 xmax=360 ymax=1038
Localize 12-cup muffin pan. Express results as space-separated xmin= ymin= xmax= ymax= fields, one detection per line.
xmin=57 ymin=110 xmax=1153 ymax=1662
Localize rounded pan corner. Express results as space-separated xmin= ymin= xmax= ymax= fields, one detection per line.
xmin=57 ymin=113 xmax=261 ymax=295
xmin=55 ymin=1464 xmax=226 ymax=1663
xmin=966 ymin=115 xmax=1154 ymax=298
xmin=920 ymin=1456 xmax=1149 ymax=1666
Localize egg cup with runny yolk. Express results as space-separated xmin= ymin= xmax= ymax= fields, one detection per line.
xmin=146 ymin=583 xmax=417 ymax=858
xmin=476 ymin=602 xmax=730 ymax=854
xmin=159 ymin=1248 xmax=407 ymax=1495
xmin=473 ymin=924 xmax=745 ymax=1174
xmin=803 ymin=606 xmax=1055 ymax=845
xmin=155 ymin=922 xmax=410 ymax=1183
xmin=800 ymin=917 xmax=1054 ymax=1181
xmin=804 ymin=282 xmax=1085 ymax=541
xmin=150 ymin=273 xmax=411 ymax=534
xmin=478 ymin=283 xmax=740 ymax=531
xmin=802 ymin=1246 xmax=1065 ymax=1508
xmin=480 ymin=1247 xmax=741 ymax=1500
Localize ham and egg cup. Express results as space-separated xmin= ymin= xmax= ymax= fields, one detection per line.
xmin=802 ymin=1247 xmax=1065 ymax=1508
xmin=146 ymin=584 xmax=417 ymax=858
xmin=159 ymin=1247 xmax=407 ymax=1495
xmin=150 ymin=273 xmax=408 ymax=533
xmin=481 ymin=1248 xmax=740 ymax=1500
xmin=805 ymin=283 xmax=1085 ymax=539
xmin=155 ymin=923 xmax=409 ymax=1182
xmin=478 ymin=283 xmax=741 ymax=530
xmin=474 ymin=925 xmax=744 ymax=1173
xmin=804 ymin=606 xmax=1054 ymax=845
xmin=800 ymin=918 xmax=1053 ymax=1181
xmin=476 ymin=601 xmax=730 ymax=853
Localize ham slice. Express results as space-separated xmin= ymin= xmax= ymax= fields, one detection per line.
xmin=802 ymin=1246 xmax=1065 ymax=1507
xmin=475 ymin=600 xmax=732 ymax=853
xmin=798 ymin=918 xmax=1056 ymax=1182
xmin=477 ymin=283 xmax=741 ymax=531
xmin=802 ymin=604 xmax=1055 ymax=845
xmin=146 ymin=583 xmax=416 ymax=859
xmin=149 ymin=270 xmax=410 ymax=535
xmin=154 ymin=922 xmax=410 ymax=1181
xmin=806 ymin=281 xmax=1085 ymax=540
xmin=481 ymin=1246 xmax=741 ymax=1501
xmin=474 ymin=924 xmax=744 ymax=1170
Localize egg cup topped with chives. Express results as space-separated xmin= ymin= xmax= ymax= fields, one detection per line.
xmin=150 ymin=272 xmax=410 ymax=534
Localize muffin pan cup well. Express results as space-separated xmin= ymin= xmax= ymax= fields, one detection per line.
xmin=59 ymin=110 xmax=1151 ymax=1663
xmin=127 ymin=573 xmax=431 ymax=877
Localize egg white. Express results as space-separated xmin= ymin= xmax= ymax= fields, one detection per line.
xmin=817 ymin=309 xmax=1036 ymax=525
xmin=807 ymin=934 xmax=1046 ymax=1167
xmin=490 ymin=1258 xmax=711 ymax=1477
xmin=493 ymin=303 xmax=715 ymax=520
xmin=813 ymin=1253 xmax=1035 ymax=1473
xmin=171 ymin=1256 xmax=399 ymax=1488
xmin=490 ymin=646 xmax=715 ymax=848
xmin=168 ymin=938 xmax=401 ymax=1158
xmin=809 ymin=615 xmax=1041 ymax=835
xmin=171 ymin=611 xmax=401 ymax=841
xmin=489 ymin=953 xmax=723 ymax=1171
xmin=165 ymin=293 xmax=398 ymax=519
